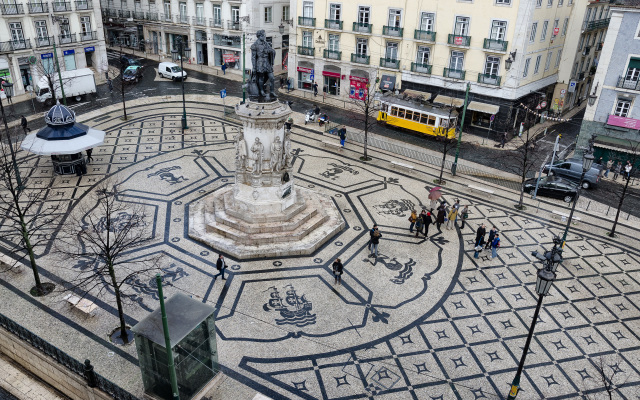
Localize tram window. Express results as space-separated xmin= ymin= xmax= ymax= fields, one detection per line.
xmin=382 ymin=103 xmax=388 ymax=112
xmin=391 ymin=106 xmax=398 ymax=116
xmin=413 ymin=112 xmax=421 ymax=122
xmin=398 ymin=108 xmax=405 ymax=118
xmin=428 ymin=116 xmax=436 ymax=126
xmin=420 ymin=114 xmax=429 ymax=124
xmin=405 ymin=110 xmax=413 ymax=120
xmin=441 ymin=118 xmax=449 ymax=128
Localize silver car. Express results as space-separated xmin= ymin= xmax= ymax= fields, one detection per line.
xmin=542 ymin=158 xmax=602 ymax=189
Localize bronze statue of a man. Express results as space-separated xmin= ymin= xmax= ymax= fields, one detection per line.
xmin=250 ymin=29 xmax=276 ymax=99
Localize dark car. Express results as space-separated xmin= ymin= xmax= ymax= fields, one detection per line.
xmin=120 ymin=55 xmax=142 ymax=68
xmin=122 ymin=66 xmax=143 ymax=84
xmin=542 ymin=158 xmax=602 ymax=189
xmin=523 ymin=176 xmax=578 ymax=203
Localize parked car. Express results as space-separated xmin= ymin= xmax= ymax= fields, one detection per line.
xmin=120 ymin=55 xmax=142 ymax=68
xmin=523 ymin=176 xmax=578 ymax=203
xmin=542 ymin=158 xmax=602 ymax=189
xmin=158 ymin=62 xmax=187 ymax=81
xmin=122 ymin=66 xmax=143 ymax=84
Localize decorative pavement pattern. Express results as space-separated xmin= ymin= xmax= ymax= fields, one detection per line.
xmin=1 ymin=97 xmax=639 ymax=400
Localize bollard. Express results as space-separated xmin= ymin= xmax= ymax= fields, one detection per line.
xmin=83 ymin=359 xmax=98 ymax=388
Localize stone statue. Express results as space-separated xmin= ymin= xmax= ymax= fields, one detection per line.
xmin=270 ymin=136 xmax=283 ymax=172
xmin=283 ymin=132 xmax=292 ymax=168
xmin=251 ymin=137 xmax=264 ymax=174
xmin=235 ymin=132 xmax=247 ymax=170
xmin=250 ymin=29 xmax=276 ymax=101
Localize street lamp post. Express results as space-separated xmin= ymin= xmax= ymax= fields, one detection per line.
xmin=507 ymin=237 xmax=562 ymax=400
xmin=171 ymin=37 xmax=191 ymax=133
xmin=560 ymin=139 xmax=595 ymax=248
xmin=0 ymin=81 xmax=23 ymax=190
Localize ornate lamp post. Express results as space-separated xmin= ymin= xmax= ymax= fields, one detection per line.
xmin=171 ymin=37 xmax=191 ymax=133
xmin=560 ymin=138 xmax=595 ymax=248
xmin=0 ymin=80 xmax=23 ymax=189
xmin=507 ymin=237 xmax=562 ymax=399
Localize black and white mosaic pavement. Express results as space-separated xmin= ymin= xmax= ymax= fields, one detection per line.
xmin=1 ymin=99 xmax=639 ymax=400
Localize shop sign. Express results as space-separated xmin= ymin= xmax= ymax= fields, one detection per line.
xmin=322 ymin=70 xmax=340 ymax=78
xmin=63 ymin=49 xmax=75 ymax=56
xmin=40 ymin=53 xmax=54 ymax=59
xmin=349 ymin=75 xmax=368 ymax=83
xmin=454 ymin=36 xmax=464 ymax=45
xmin=607 ymin=115 xmax=640 ymax=130
xmin=84 ymin=46 xmax=95 ymax=52
xmin=223 ymin=53 xmax=239 ymax=62
xmin=297 ymin=67 xmax=313 ymax=73
xmin=379 ymin=75 xmax=396 ymax=91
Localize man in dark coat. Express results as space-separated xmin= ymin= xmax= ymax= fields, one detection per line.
xmin=485 ymin=227 xmax=497 ymax=249
xmin=475 ymin=223 xmax=486 ymax=247
xmin=422 ymin=209 xmax=433 ymax=237
xmin=367 ymin=224 xmax=377 ymax=252
xmin=436 ymin=204 xmax=446 ymax=232
xmin=216 ymin=254 xmax=227 ymax=280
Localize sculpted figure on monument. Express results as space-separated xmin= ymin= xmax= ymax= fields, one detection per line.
xmin=235 ymin=132 xmax=248 ymax=170
xmin=249 ymin=29 xmax=276 ymax=101
xmin=283 ymin=131 xmax=292 ymax=168
xmin=270 ymin=136 xmax=283 ymax=171
xmin=251 ymin=137 xmax=264 ymax=174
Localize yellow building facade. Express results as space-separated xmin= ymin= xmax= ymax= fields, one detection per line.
xmin=288 ymin=0 xmax=577 ymax=137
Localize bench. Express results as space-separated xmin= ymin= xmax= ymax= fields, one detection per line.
xmin=64 ymin=293 xmax=98 ymax=316
xmin=552 ymin=210 xmax=581 ymax=223
xmin=322 ymin=139 xmax=343 ymax=150
xmin=390 ymin=160 xmax=415 ymax=170
xmin=0 ymin=254 xmax=22 ymax=272
xmin=468 ymin=184 xmax=495 ymax=195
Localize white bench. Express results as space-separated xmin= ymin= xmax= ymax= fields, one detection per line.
xmin=64 ymin=294 xmax=98 ymax=317
xmin=552 ymin=210 xmax=581 ymax=223
xmin=390 ymin=160 xmax=415 ymax=170
xmin=468 ymin=184 xmax=495 ymax=195
xmin=322 ymin=139 xmax=343 ymax=150
xmin=0 ymin=254 xmax=22 ymax=272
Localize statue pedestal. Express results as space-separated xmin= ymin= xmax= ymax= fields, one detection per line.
xmin=188 ymin=100 xmax=344 ymax=259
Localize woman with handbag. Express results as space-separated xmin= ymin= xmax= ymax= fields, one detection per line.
xmin=409 ymin=209 xmax=417 ymax=233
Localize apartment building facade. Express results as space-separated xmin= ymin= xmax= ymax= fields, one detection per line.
xmin=288 ymin=0 xmax=575 ymax=136
xmin=554 ymin=0 xmax=612 ymax=115
xmin=576 ymin=3 xmax=640 ymax=163
xmin=102 ymin=0 xmax=290 ymax=73
xmin=0 ymin=0 xmax=107 ymax=97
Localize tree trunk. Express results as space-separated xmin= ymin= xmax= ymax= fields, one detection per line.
xmin=438 ymin=142 xmax=447 ymax=183
xmin=108 ymin=260 xmax=129 ymax=344
xmin=21 ymin=220 xmax=43 ymax=295
xmin=609 ymin=175 xmax=630 ymax=237
xmin=363 ymin=104 xmax=369 ymax=161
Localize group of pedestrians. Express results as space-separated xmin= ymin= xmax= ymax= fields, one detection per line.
xmin=600 ymin=158 xmax=633 ymax=181
xmin=409 ymin=199 xmax=470 ymax=238
xmin=473 ymin=224 xmax=501 ymax=259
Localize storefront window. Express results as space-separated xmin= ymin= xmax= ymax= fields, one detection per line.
xmin=297 ymin=66 xmax=313 ymax=90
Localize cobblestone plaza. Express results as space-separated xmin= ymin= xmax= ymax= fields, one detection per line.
xmin=1 ymin=95 xmax=639 ymax=400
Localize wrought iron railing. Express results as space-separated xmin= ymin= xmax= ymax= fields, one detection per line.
xmin=75 ymin=0 xmax=91 ymax=10
xmin=448 ymin=34 xmax=471 ymax=47
xmin=411 ymin=62 xmax=432 ymax=74
xmin=51 ymin=1 xmax=72 ymax=12
xmin=324 ymin=19 xmax=342 ymax=30
xmin=483 ymin=38 xmax=508 ymax=52
xmin=36 ymin=36 xmax=54 ymax=47
xmin=298 ymin=16 xmax=315 ymax=27
xmin=0 ymin=39 xmax=31 ymax=52
xmin=478 ymin=73 xmax=501 ymax=86
xmin=28 ymin=2 xmax=48 ymax=12
xmin=210 ymin=18 xmax=222 ymax=28
xmin=444 ymin=68 xmax=465 ymax=80
xmin=132 ymin=11 xmax=144 ymax=19
xmin=297 ymin=46 xmax=315 ymax=56
xmin=193 ymin=16 xmax=206 ymax=26
xmin=352 ymin=22 xmax=372 ymax=33
xmin=616 ymin=76 xmax=640 ymax=91
xmin=583 ymin=18 xmax=610 ymax=32
xmin=59 ymin=33 xmax=77 ymax=44
xmin=0 ymin=313 xmax=141 ymax=400
xmin=351 ymin=53 xmax=369 ymax=64
xmin=323 ymin=49 xmax=341 ymax=60
xmin=382 ymin=26 xmax=403 ymax=37
xmin=414 ymin=30 xmax=436 ymax=42
xmin=0 ymin=3 xmax=24 ymax=14
xmin=380 ymin=57 xmax=400 ymax=69
xmin=79 ymin=31 xmax=97 ymax=41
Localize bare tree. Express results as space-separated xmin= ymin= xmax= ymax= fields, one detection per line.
xmin=0 ymin=126 xmax=60 ymax=295
xmin=435 ymin=102 xmax=458 ymax=185
xmin=31 ymin=57 xmax=76 ymax=107
xmin=583 ymin=355 xmax=630 ymax=400
xmin=608 ymin=141 xmax=640 ymax=237
xmin=347 ymin=72 xmax=380 ymax=162
xmin=55 ymin=181 xmax=160 ymax=344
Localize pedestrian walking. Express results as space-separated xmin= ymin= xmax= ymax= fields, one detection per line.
xmin=86 ymin=148 xmax=93 ymax=163
xmin=429 ymin=198 xmax=439 ymax=211
xmin=485 ymin=226 xmax=497 ymax=249
xmin=475 ymin=223 xmax=486 ymax=247
xmin=624 ymin=161 xmax=632 ymax=181
xmin=313 ymin=82 xmax=318 ymax=97
xmin=279 ymin=76 xmax=284 ymax=89
xmin=20 ymin=116 xmax=30 ymax=135
xmin=221 ymin=62 xmax=227 ymax=75
xmin=446 ymin=206 xmax=458 ymax=230
xmin=491 ymin=233 xmax=501 ymax=259
xmin=460 ymin=205 xmax=469 ymax=229
xmin=409 ymin=209 xmax=418 ymax=233
xmin=332 ymin=258 xmax=343 ymax=285
xmin=422 ymin=209 xmax=433 ymax=237
xmin=500 ymin=132 xmax=507 ymax=148
xmin=369 ymin=227 xmax=382 ymax=258
xmin=287 ymin=78 xmax=292 ymax=92
xmin=605 ymin=159 xmax=614 ymax=178
xmin=215 ymin=254 xmax=228 ymax=280
xmin=452 ymin=199 xmax=461 ymax=223
xmin=436 ymin=204 xmax=446 ymax=232
xmin=108 ymin=78 xmax=113 ymax=93
xmin=614 ymin=161 xmax=622 ymax=181
xmin=339 ymin=126 xmax=347 ymax=147
xmin=367 ymin=224 xmax=377 ymax=252
xmin=414 ymin=212 xmax=423 ymax=238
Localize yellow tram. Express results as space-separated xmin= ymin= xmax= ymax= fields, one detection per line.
xmin=377 ymin=92 xmax=458 ymax=139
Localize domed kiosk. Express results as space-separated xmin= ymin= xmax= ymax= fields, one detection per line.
xmin=20 ymin=103 xmax=105 ymax=175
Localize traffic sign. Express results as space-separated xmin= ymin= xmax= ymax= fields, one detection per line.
xmin=220 ymin=89 xmax=226 ymax=98
xmin=490 ymin=114 xmax=495 ymax=122
xmin=539 ymin=101 xmax=548 ymax=108
xmin=560 ymin=89 xmax=566 ymax=94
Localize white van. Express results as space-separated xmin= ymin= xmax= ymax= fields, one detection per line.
xmin=158 ymin=62 xmax=187 ymax=81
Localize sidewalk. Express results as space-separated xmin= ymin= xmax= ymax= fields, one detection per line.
xmin=0 ymin=353 xmax=67 ymax=400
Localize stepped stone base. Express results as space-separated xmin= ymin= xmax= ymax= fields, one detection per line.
xmin=188 ymin=186 xmax=344 ymax=259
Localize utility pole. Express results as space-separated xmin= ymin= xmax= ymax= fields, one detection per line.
xmin=547 ymin=134 xmax=561 ymax=176
xmin=242 ymin=33 xmax=246 ymax=103
xmin=451 ymin=82 xmax=470 ymax=176
xmin=52 ymin=43 xmax=67 ymax=106
xmin=156 ymin=274 xmax=179 ymax=400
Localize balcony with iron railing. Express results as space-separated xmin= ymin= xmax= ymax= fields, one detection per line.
xmin=35 ymin=36 xmax=54 ymax=47
xmin=324 ymin=19 xmax=342 ymax=30
xmin=117 ymin=9 xmax=130 ymax=18
xmin=51 ymin=1 xmax=72 ymax=12
xmin=79 ymin=31 xmax=97 ymax=41
xmin=411 ymin=62 xmax=432 ymax=74
xmin=323 ymin=49 xmax=341 ymax=60
xmin=147 ymin=12 xmax=157 ymax=20
xmin=213 ymin=35 xmax=240 ymax=47
xmin=0 ymin=39 xmax=31 ymax=52
xmin=0 ymin=3 xmax=24 ymax=14
xmin=210 ymin=18 xmax=222 ymax=28
xmin=414 ymin=30 xmax=436 ymax=42
xmin=582 ymin=45 xmax=591 ymax=56
xmin=583 ymin=18 xmax=610 ymax=31
xmin=298 ymin=16 xmax=315 ymax=27
xmin=193 ymin=16 xmax=206 ymax=25
xmin=444 ymin=68 xmax=465 ymax=80
xmin=178 ymin=14 xmax=188 ymax=23
xmin=352 ymin=22 xmax=372 ymax=33
xmin=58 ymin=33 xmax=76 ymax=44
xmin=351 ymin=53 xmax=369 ymax=65
xmin=616 ymin=76 xmax=640 ymax=91
xmin=160 ymin=13 xmax=172 ymax=22
xmin=75 ymin=0 xmax=91 ymax=10
xmin=578 ymin=72 xmax=585 ymax=81
xmin=477 ymin=73 xmax=501 ymax=86
xmin=132 ymin=11 xmax=144 ymax=19
xmin=448 ymin=34 xmax=471 ymax=47
xmin=298 ymin=46 xmax=315 ymax=56
xmin=380 ymin=57 xmax=400 ymax=69
xmin=228 ymin=20 xmax=240 ymax=30
xmin=596 ymin=42 xmax=603 ymax=51
xmin=483 ymin=38 xmax=508 ymax=52
xmin=28 ymin=2 xmax=48 ymax=12
xmin=382 ymin=26 xmax=403 ymax=37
